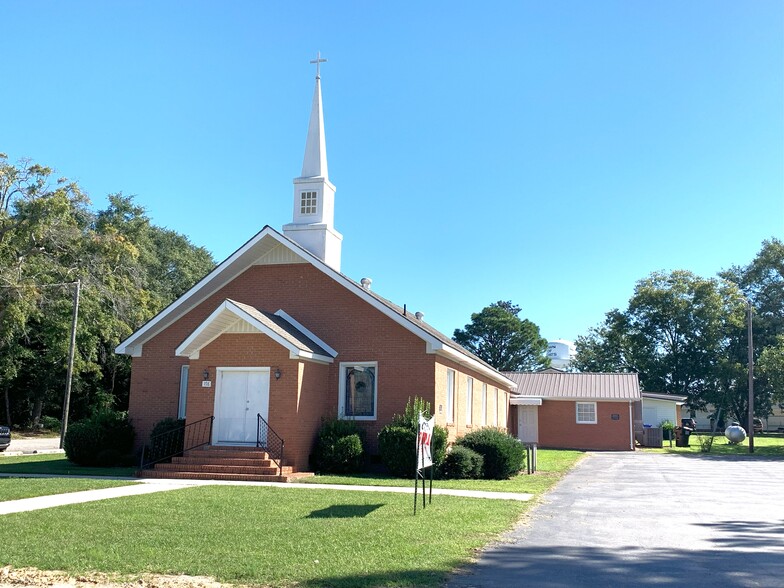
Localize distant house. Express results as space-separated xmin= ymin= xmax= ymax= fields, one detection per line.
xmin=504 ymin=370 xmax=640 ymax=451
xmin=641 ymin=392 xmax=687 ymax=428
xmin=684 ymin=404 xmax=784 ymax=432
xmin=115 ymin=68 xmax=516 ymax=479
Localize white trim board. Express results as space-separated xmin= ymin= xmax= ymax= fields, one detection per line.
xmin=116 ymin=226 xmax=514 ymax=390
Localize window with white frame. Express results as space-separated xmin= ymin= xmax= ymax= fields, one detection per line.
xmin=300 ymin=191 xmax=317 ymax=215
xmin=178 ymin=365 xmax=189 ymax=419
xmin=494 ymin=388 xmax=499 ymax=426
xmin=576 ymin=402 xmax=597 ymax=424
xmin=499 ymin=391 xmax=506 ymax=426
xmin=481 ymin=383 xmax=487 ymax=425
xmin=446 ymin=369 xmax=455 ymax=424
xmin=466 ymin=377 xmax=473 ymax=425
xmin=339 ymin=362 xmax=377 ymax=420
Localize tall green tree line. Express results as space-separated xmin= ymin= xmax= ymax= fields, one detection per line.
xmin=0 ymin=154 xmax=214 ymax=427
xmin=574 ymin=239 xmax=784 ymax=425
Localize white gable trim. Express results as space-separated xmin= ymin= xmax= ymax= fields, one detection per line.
xmin=175 ymin=299 xmax=334 ymax=364
xmin=115 ymin=226 xmax=512 ymax=388
xmin=117 ymin=227 xmax=285 ymax=356
xmin=274 ymin=309 xmax=338 ymax=358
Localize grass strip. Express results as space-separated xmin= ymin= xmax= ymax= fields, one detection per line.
xmin=642 ymin=433 xmax=784 ymax=456
xmin=295 ymin=448 xmax=584 ymax=495
xmin=0 ymin=454 xmax=136 ymax=477
xmin=0 ymin=478 xmax=137 ymax=502
xmin=0 ymin=485 xmax=526 ymax=587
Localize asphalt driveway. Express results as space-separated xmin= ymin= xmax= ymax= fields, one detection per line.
xmin=448 ymin=451 xmax=784 ymax=588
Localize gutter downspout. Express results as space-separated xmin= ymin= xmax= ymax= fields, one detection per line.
xmin=629 ymin=402 xmax=634 ymax=451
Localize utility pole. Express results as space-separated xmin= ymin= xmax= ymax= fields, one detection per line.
xmin=59 ymin=280 xmax=81 ymax=449
xmin=747 ymin=299 xmax=754 ymax=454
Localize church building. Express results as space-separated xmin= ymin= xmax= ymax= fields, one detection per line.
xmin=116 ymin=60 xmax=516 ymax=479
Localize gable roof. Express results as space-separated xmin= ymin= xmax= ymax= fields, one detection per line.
xmin=504 ymin=371 xmax=640 ymax=401
xmin=175 ymin=299 xmax=335 ymax=364
xmin=116 ymin=226 xmax=515 ymax=390
xmin=641 ymin=392 xmax=687 ymax=404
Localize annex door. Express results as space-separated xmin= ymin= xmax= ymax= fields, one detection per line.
xmin=213 ymin=368 xmax=270 ymax=445
xmin=517 ymin=405 xmax=539 ymax=444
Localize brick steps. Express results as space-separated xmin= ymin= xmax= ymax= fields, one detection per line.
xmin=155 ymin=462 xmax=288 ymax=476
xmin=171 ymin=456 xmax=277 ymax=467
xmin=137 ymin=445 xmax=313 ymax=482
xmin=140 ymin=470 xmax=292 ymax=483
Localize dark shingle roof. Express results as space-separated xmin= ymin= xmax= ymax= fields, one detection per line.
xmin=228 ymin=300 xmax=333 ymax=358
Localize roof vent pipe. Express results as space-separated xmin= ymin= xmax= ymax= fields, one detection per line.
xmin=360 ymin=277 xmax=372 ymax=290
xmin=415 ymin=311 xmax=424 ymax=320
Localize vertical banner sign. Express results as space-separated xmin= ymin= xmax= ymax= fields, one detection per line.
xmin=417 ymin=414 xmax=434 ymax=470
xmin=414 ymin=412 xmax=436 ymax=514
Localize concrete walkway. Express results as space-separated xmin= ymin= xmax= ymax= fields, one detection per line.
xmin=0 ymin=482 xmax=191 ymax=515
xmin=447 ymin=451 xmax=784 ymax=588
xmin=0 ymin=474 xmax=532 ymax=515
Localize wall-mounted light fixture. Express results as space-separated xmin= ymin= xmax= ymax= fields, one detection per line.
xmin=202 ymin=368 xmax=209 ymax=381
xmin=274 ymin=368 xmax=282 ymax=380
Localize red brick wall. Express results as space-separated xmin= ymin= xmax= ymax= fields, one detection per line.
xmin=128 ymin=263 xmax=440 ymax=462
xmin=538 ymin=400 xmax=634 ymax=451
xmin=433 ymin=359 xmax=511 ymax=442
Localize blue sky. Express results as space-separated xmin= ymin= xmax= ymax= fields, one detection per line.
xmin=2 ymin=1 xmax=782 ymax=344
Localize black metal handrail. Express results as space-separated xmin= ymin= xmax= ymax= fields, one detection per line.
xmin=140 ymin=415 xmax=214 ymax=470
xmin=257 ymin=413 xmax=285 ymax=473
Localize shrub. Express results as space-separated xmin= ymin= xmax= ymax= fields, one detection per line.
xmin=456 ymin=427 xmax=525 ymax=479
xmin=441 ymin=446 xmax=484 ymax=479
xmin=64 ymin=410 xmax=135 ymax=467
xmin=660 ymin=419 xmax=675 ymax=441
xmin=146 ymin=418 xmax=186 ymax=464
xmin=311 ymin=417 xmax=365 ymax=473
xmin=378 ymin=397 xmax=447 ymax=478
xmin=39 ymin=415 xmax=61 ymax=432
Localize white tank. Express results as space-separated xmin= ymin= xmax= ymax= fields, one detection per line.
xmin=547 ymin=339 xmax=576 ymax=370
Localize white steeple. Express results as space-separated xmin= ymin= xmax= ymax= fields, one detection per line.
xmin=283 ymin=52 xmax=343 ymax=271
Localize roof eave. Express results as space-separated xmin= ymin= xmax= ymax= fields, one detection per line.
xmin=432 ymin=344 xmax=518 ymax=390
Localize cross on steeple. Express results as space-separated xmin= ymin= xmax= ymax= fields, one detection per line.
xmin=310 ymin=51 xmax=327 ymax=79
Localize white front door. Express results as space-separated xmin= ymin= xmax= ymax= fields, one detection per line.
xmin=517 ymin=405 xmax=539 ymax=443
xmin=213 ymin=368 xmax=270 ymax=445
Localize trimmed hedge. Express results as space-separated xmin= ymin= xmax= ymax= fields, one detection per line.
xmin=456 ymin=427 xmax=525 ymax=479
xmin=63 ymin=410 xmax=135 ymax=467
xmin=378 ymin=397 xmax=447 ymax=478
xmin=441 ymin=445 xmax=483 ymax=479
xmin=311 ymin=417 xmax=365 ymax=473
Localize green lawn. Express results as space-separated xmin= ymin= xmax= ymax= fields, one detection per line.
xmin=643 ymin=433 xmax=784 ymax=457
xmin=0 ymin=454 xmax=136 ymax=477
xmin=0 ymin=478 xmax=136 ymax=502
xmin=0 ymin=449 xmax=585 ymax=586
xmin=295 ymin=449 xmax=584 ymax=495
xmin=0 ymin=485 xmax=527 ymax=587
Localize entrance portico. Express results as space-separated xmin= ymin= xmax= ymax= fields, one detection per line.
xmin=512 ymin=397 xmax=542 ymax=444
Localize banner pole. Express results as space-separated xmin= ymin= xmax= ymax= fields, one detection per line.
xmin=414 ymin=421 xmax=420 ymax=515
xmin=429 ymin=461 xmax=433 ymax=504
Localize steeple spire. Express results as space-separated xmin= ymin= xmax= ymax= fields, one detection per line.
xmin=301 ymin=57 xmax=328 ymax=179
xmin=283 ymin=53 xmax=343 ymax=271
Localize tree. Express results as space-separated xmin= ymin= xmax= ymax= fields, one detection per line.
xmin=759 ymin=336 xmax=784 ymax=406
xmin=712 ymin=238 xmax=784 ymax=424
xmin=453 ymin=301 xmax=549 ymax=372
xmin=574 ymin=271 xmax=746 ymax=416
xmin=0 ymin=155 xmax=215 ymax=427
